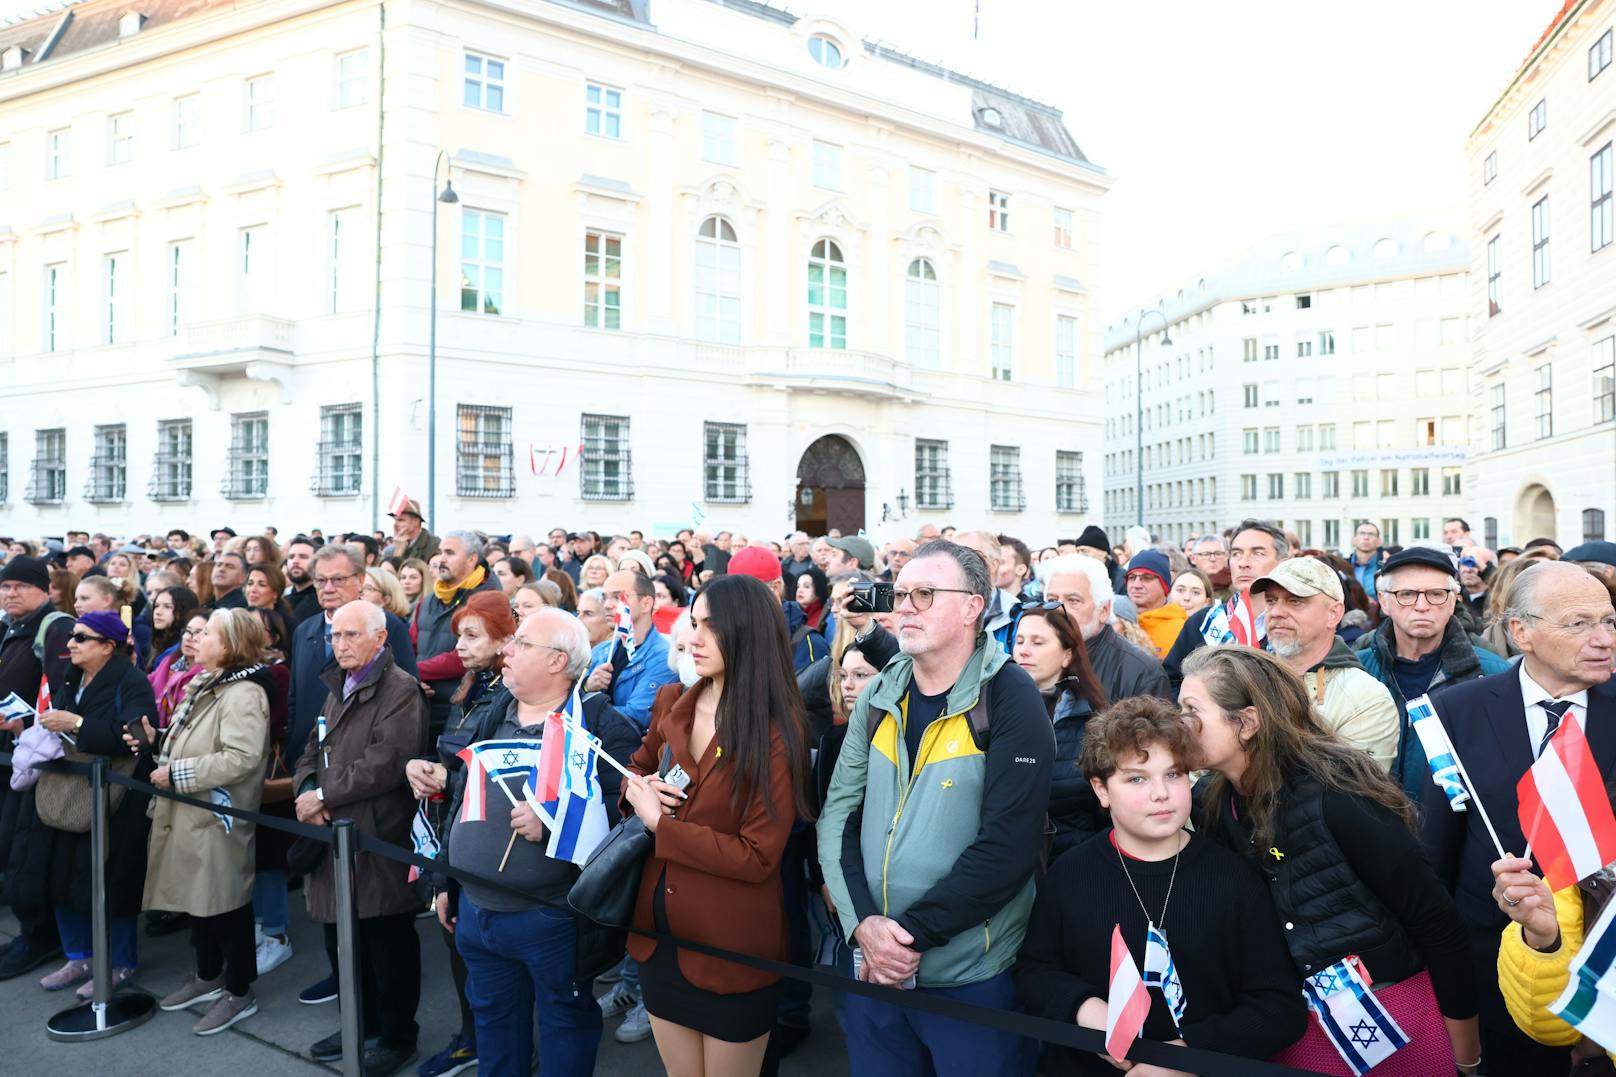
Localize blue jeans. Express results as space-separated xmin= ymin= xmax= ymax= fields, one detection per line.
xmin=456 ymin=893 xmax=602 ymax=1077
xmin=843 ymin=970 xmax=1034 ymax=1077
xmin=56 ymin=905 xmax=138 ymax=968
xmin=252 ymin=869 xmax=288 ymax=937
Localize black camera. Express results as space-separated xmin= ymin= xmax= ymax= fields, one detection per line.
xmin=847 ymin=580 xmax=894 ymax=614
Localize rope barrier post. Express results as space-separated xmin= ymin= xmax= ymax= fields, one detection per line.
xmin=46 ymin=756 xmax=156 ymax=1041
xmin=333 ymin=818 xmax=365 ymax=1077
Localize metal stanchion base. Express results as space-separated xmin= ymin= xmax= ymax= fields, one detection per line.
xmin=45 ymin=990 xmax=158 ymax=1041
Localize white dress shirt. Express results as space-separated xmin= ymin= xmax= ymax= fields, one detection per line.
xmin=1518 ymin=663 xmax=1589 ymax=756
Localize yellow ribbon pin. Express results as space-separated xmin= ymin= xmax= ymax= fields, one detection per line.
xmin=715 ymin=746 xmax=722 ymax=759
xmin=1269 ymin=847 xmax=1285 ymax=861
xmin=941 ymin=779 xmax=954 ymax=790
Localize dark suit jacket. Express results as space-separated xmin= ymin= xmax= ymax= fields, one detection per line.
xmin=1421 ymin=666 xmax=1616 ymax=930
xmin=286 ymin=608 xmax=417 ymax=772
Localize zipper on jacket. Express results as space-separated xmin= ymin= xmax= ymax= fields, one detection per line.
xmin=984 ymin=918 xmax=991 ymax=953
xmin=880 ymin=693 xmax=951 ymax=914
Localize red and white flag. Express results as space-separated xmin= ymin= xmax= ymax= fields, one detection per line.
xmin=387 ymin=485 xmax=411 ymax=516
xmin=35 ymin=674 xmax=52 ymax=715
xmin=1518 ymin=714 xmax=1616 ymax=891
xmin=455 ymin=745 xmax=489 ymax=823
xmin=1106 ymin=924 xmax=1150 ymax=1062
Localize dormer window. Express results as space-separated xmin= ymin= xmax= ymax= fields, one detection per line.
xmin=979 ymin=106 xmax=1003 ymax=128
xmin=2 ymin=46 xmax=28 ymax=71
xmin=808 ymin=35 xmax=843 ymax=70
xmin=119 ymin=12 xmax=146 ymax=38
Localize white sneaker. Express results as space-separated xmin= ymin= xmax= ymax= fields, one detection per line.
xmin=615 ymin=1000 xmax=652 ymax=1044
xmin=255 ymin=934 xmax=292 ymax=976
xmin=597 ymin=979 xmax=639 ymax=1019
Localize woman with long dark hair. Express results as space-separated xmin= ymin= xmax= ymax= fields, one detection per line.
xmin=1012 ymin=604 xmax=1108 ymax=859
xmin=148 ymin=586 xmax=201 ymax=673
xmin=1181 ymin=646 xmax=1480 ymax=1076
xmin=621 ymin=574 xmax=813 ymax=1075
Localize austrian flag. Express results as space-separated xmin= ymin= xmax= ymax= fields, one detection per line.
xmin=1106 ymin=925 xmax=1149 ymax=1062
xmin=1517 ymin=714 xmax=1616 ymax=891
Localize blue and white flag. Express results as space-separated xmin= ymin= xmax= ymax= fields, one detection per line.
xmin=1142 ymin=923 xmax=1185 ymax=1029
xmin=1408 ymin=695 xmax=1470 ymax=813
xmin=1549 ymin=885 xmax=1616 ymax=1048
xmin=544 ymin=721 xmax=609 ymax=867
xmin=208 ymin=787 xmax=234 ymax=834
xmin=408 ymin=801 xmax=441 ymax=883
xmin=1302 ymin=958 xmax=1409 ymax=1076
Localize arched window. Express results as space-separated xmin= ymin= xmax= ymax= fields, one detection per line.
xmin=1280 ymin=251 xmax=1302 ymax=272
xmin=905 ymin=257 xmax=940 ymax=368
xmin=1374 ymin=237 xmax=1399 ymax=258
xmin=695 ymin=216 xmax=740 ymax=343
xmin=807 ymin=35 xmax=843 ymax=70
xmin=1325 ymin=244 xmax=1350 ymax=265
xmin=807 ymin=239 xmax=847 ymax=349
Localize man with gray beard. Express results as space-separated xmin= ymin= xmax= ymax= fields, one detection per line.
xmin=1253 ymin=556 xmax=1400 ymax=769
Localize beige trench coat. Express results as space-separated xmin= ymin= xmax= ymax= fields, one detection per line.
xmin=142 ymin=670 xmax=270 ymax=917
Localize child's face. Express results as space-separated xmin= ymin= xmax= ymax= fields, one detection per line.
xmin=1091 ymin=747 xmax=1191 ymax=843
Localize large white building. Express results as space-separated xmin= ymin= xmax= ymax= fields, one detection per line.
xmin=1464 ymin=0 xmax=1616 ymax=549
xmin=0 ymin=0 xmax=1109 ymax=542
xmin=1101 ymin=218 xmax=1472 ymax=551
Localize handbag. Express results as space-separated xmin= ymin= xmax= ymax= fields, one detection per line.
xmin=261 ymin=742 xmax=294 ymax=805
xmin=567 ymin=744 xmax=670 ymax=928
xmin=35 ymin=748 xmax=137 ymax=833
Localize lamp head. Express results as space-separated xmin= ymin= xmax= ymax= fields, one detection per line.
xmin=438 ymin=180 xmax=459 ymax=204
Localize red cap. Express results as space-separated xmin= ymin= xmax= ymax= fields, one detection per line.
xmin=727 ymin=546 xmax=783 ymax=582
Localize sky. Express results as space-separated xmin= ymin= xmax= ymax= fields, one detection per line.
xmin=0 ymin=0 xmax=1558 ymax=325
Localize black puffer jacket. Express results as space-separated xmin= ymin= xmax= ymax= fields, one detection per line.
xmin=1046 ymin=687 xmax=1107 ymax=860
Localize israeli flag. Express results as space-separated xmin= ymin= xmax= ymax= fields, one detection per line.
xmin=1302 ymin=958 xmax=1409 ymax=1076
xmin=1142 ymin=924 xmax=1185 ymax=1029
xmin=1408 ymin=695 xmax=1470 ymax=813
xmin=208 ymin=787 xmax=234 ymax=834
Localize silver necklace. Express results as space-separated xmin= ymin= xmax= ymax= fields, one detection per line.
xmin=1114 ymin=830 xmax=1185 ymax=929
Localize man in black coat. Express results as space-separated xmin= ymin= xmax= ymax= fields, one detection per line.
xmin=1037 ymin=554 xmax=1171 ymax=703
xmin=1421 ymin=562 xmax=1616 ymax=1074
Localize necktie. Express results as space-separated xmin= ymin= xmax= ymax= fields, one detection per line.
xmin=323 ymin=621 xmax=334 ymax=662
xmin=1537 ymin=700 xmax=1573 ymax=757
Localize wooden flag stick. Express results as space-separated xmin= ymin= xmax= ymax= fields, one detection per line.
xmin=497 ymin=828 xmax=519 ymax=872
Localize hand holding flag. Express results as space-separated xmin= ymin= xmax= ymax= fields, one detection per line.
xmin=1105 ymin=925 xmax=1149 ymax=1062
xmin=613 ymin=601 xmax=637 ymax=661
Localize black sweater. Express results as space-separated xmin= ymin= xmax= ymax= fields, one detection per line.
xmin=1013 ymin=830 xmax=1307 ymax=1077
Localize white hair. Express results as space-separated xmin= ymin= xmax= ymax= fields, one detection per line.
xmin=666 ymin=610 xmax=694 ymax=674
xmin=443 ymin=529 xmax=485 ymax=556
xmin=1036 ymin=554 xmax=1114 ymax=610
xmin=335 ymin=598 xmax=386 ymax=633
xmin=523 ymin=607 xmax=592 ymax=679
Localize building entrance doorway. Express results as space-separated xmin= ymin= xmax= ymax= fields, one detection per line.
xmin=795 ymin=435 xmax=865 ymax=536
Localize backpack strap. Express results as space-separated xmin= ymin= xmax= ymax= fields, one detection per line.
xmin=965 ymin=675 xmax=993 ymax=752
xmin=32 ymin=610 xmax=70 ymax=664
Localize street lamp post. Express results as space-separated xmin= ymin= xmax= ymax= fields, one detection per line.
xmin=427 ymin=150 xmax=459 ymax=531
xmin=1134 ymin=307 xmax=1172 ymax=529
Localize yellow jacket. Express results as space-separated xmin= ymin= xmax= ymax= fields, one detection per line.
xmin=1497 ymin=883 xmax=1615 ymax=1057
xmin=1136 ymin=603 xmax=1187 ymax=659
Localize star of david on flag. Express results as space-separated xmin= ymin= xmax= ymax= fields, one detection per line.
xmin=1301 ymin=957 xmax=1409 ymax=1075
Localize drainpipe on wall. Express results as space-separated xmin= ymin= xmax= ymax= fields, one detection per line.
xmin=369 ymin=0 xmax=387 ymax=531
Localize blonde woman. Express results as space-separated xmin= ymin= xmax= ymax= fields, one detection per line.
xmin=361 ymin=567 xmax=411 ymax=618
xmin=75 ymin=573 xmax=151 ymax=667
xmin=135 ymin=608 xmax=272 ymax=1035
xmin=580 ymin=554 xmax=612 ymax=591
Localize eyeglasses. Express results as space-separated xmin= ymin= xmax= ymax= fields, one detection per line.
xmin=182 ymin=627 xmax=206 ymax=638
xmin=892 ymin=586 xmax=975 ymax=612
xmin=314 ymin=573 xmax=357 ymax=588
xmin=1385 ymin=588 xmax=1455 ymax=607
xmin=1521 ymin=614 xmax=1616 ymax=637
xmin=69 ymin=632 xmax=109 ymax=645
xmin=505 ymin=638 xmax=567 ymax=655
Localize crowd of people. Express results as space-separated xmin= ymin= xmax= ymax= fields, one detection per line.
xmin=0 ymin=505 xmax=1614 ymax=1077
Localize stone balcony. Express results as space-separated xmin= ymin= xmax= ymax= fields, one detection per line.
xmin=168 ymin=314 xmax=297 ymax=406
xmin=697 ymin=344 xmax=924 ymax=401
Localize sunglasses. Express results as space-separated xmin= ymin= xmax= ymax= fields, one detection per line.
xmin=70 ymin=631 xmax=110 ymax=645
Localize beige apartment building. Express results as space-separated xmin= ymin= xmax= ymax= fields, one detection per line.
xmin=0 ymin=0 xmax=1109 ymax=542
xmin=1465 ymin=0 xmax=1616 ymax=548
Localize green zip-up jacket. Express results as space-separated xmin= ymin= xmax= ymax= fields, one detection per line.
xmin=817 ymin=636 xmax=1053 ymax=988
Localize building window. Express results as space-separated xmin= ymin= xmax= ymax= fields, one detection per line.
xmin=1267 ymin=473 xmax=1284 ymax=500
xmin=1532 ymin=195 xmax=1551 ymax=288
xmin=464 ymin=52 xmax=505 ymax=112
xmin=1487 ymin=234 xmax=1502 ymax=316
xmin=239 ymin=226 xmax=269 ymax=314
xmin=988 ymin=189 xmax=1010 ymax=232
xmin=1351 ymin=470 xmax=1370 ymax=497
xmin=0 ymin=141 xmax=9 ymax=190
xmin=224 ymin=412 xmax=269 ymax=499
xmin=172 ymin=94 xmax=199 ymax=148
xmin=1595 ymin=335 xmax=1615 ymax=424
xmin=1296 ymin=293 xmax=1312 ymax=310
xmin=103 ymin=252 xmax=128 ymax=344
xmin=1055 ymin=451 xmax=1086 ymax=513
xmin=583 ymin=231 xmax=624 ymax=329
xmin=1586 ymin=508 xmax=1608 ymax=542
xmin=1240 ymin=474 xmax=1257 ymax=500
xmin=1055 ymin=315 xmax=1076 ymax=389
xmin=991 ymin=303 xmax=1014 ymax=381
xmin=1242 ymin=338 xmax=1257 ymax=362
xmin=1491 ymin=382 xmax=1507 ymax=449
xmin=327 ymin=208 xmax=362 ymax=313
xmin=316 ymin=404 xmax=363 ymax=496
xmin=460 ymin=209 xmax=505 ymax=315
xmin=1528 ymin=98 xmax=1547 ymax=139
xmin=336 ymin=49 xmax=368 ymax=108
xmin=1485 ymin=517 xmax=1499 ymax=548
xmin=908 ymin=167 xmax=935 ymax=213
xmin=43 ymin=263 xmax=64 ymax=353
xmin=1323 ymin=471 xmax=1341 ymax=499
xmin=1295 ymin=472 xmax=1312 ymax=499
xmin=703 ymin=422 xmax=749 ymax=503
xmin=107 ymin=112 xmax=133 ymax=165
xmin=28 ymin=428 xmax=66 ymax=504
xmin=1319 ymin=422 xmax=1336 ymax=450
xmin=167 ymin=240 xmax=190 ymax=334
xmin=701 ymin=111 xmax=737 ymax=166
xmin=84 ymin=424 xmax=126 ymax=502
xmin=245 ymin=74 xmax=274 ymax=130
xmin=0 ymin=433 xmax=7 ymax=504
xmin=150 ymin=419 xmax=192 ymax=501
xmin=1593 ymin=143 xmax=1613 ymax=252
xmin=1381 ymin=519 xmax=1401 ymax=545
xmin=585 ymin=83 xmax=623 ymax=139
xmin=1263 ymin=343 xmax=1280 ymax=360
xmin=915 ymin=438 xmax=952 ymax=509
xmin=905 ymin=258 xmax=941 ymax=369
xmin=1410 ymin=518 xmax=1430 ymax=541
xmin=1262 ymin=380 xmax=1280 ymax=407
xmin=1442 ymin=466 xmax=1462 ymax=496
xmin=1484 ymin=150 xmax=1497 ymax=184
xmin=807 ymin=239 xmax=847 ymax=349
xmin=695 ymin=217 xmax=740 ymax=343
xmin=1296 ymin=338 xmax=1313 ymax=358
xmin=1263 ymin=427 xmax=1280 ymax=454
xmin=1411 ymin=468 xmax=1430 ymax=496
xmin=443 ymin=405 xmax=510 ymax=497
xmin=581 ymin=413 xmax=632 ymax=501
xmin=1320 ymin=330 xmax=1337 ymax=354
xmin=1535 ymin=364 xmax=1553 ymax=439
xmin=1296 ymin=425 xmax=1314 ymax=451
xmin=1592 ymin=29 xmax=1613 ymax=80
xmin=1379 ymin=469 xmax=1398 ymax=497
xmin=810 ymin=140 xmax=844 ymax=190
xmin=1053 ymin=207 xmax=1074 ymax=249
xmin=1243 ymin=383 xmax=1258 ymax=408
xmin=807 ymin=34 xmax=843 ymax=69
xmin=989 ymin=445 xmax=1024 ymax=511
xmin=47 ymin=128 xmax=69 ymax=179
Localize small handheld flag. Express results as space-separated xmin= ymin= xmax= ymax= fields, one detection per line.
xmin=614 ymin=602 xmax=637 ymax=661
xmin=1105 ymin=925 xmax=1150 ymax=1062
xmin=1302 ymin=958 xmax=1409 ymax=1075
xmin=208 ymin=787 xmax=234 ymax=834
xmin=1549 ymin=891 xmax=1616 ymax=1045
xmin=1142 ymin=924 xmax=1185 ymax=1029
xmin=407 ymin=801 xmax=441 ymax=883
xmin=35 ymin=674 xmax=52 ymax=715
xmin=1518 ymin=714 xmax=1616 ymax=891
xmin=1408 ymin=696 xmax=1469 ymax=812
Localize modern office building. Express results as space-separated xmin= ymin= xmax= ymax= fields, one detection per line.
xmin=1101 ymin=218 xmax=1471 ymax=551
xmin=0 ymin=0 xmax=1109 ymax=541
xmin=1463 ymin=0 xmax=1615 ymax=548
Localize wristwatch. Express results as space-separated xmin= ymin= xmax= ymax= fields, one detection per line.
xmin=73 ymin=716 xmax=83 ymax=734
xmin=315 ymin=788 xmax=325 ymax=802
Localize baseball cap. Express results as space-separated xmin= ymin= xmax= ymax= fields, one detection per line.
xmin=727 ymin=546 xmax=783 ymax=582
xmin=1377 ymin=545 xmax=1459 ymax=580
xmin=828 ymin=535 xmax=875 ymax=570
xmin=1252 ymin=556 xmax=1344 ymax=602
